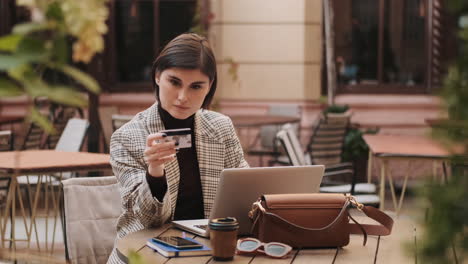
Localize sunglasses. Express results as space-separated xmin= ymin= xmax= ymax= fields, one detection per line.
xmin=236 ymin=238 xmax=292 ymax=258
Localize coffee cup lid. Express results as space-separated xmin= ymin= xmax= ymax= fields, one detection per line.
xmin=209 ymin=217 xmax=239 ymax=231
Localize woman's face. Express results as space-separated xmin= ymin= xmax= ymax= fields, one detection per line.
xmin=156 ymin=68 xmax=211 ymax=119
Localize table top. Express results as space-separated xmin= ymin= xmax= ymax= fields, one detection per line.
xmin=363 ymin=134 xmax=450 ymax=159
xmin=116 ymin=214 xmax=414 ymax=264
xmin=0 ymin=150 xmax=111 ymax=174
xmin=229 ymin=115 xmax=300 ymax=128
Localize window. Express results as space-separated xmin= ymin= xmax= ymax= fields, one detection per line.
xmin=333 ymin=0 xmax=429 ymax=93
xmin=102 ymin=0 xmax=198 ymax=92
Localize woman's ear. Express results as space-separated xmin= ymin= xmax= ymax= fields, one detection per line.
xmin=155 ymin=73 xmax=161 ymax=86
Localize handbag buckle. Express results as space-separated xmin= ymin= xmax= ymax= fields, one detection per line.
xmin=248 ymin=200 xmax=265 ymax=220
xmin=346 ymin=194 xmax=364 ymax=211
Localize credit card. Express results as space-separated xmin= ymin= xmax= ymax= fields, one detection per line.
xmin=159 ymin=128 xmax=192 ymax=149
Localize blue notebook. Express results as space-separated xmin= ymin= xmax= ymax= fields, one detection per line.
xmin=146 ymin=237 xmax=212 ymax=258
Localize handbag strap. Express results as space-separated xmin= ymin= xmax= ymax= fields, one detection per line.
xmin=347 ymin=196 xmax=394 ymax=244
xmin=349 ymin=205 xmax=394 ymax=236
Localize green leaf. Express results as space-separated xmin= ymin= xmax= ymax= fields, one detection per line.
xmin=17 ymin=36 xmax=47 ymax=56
xmin=7 ymin=64 xmax=31 ymax=81
xmin=43 ymin=86 xmax=88 ymax=107
xmin=0 ymin=35 xmax=23 ymax=52
xmin=0 ymin=54 xmax=33 ymax=70
xmin=18 ymin=74 xmax=87 ymax=107
xmin=46 ymin=2 xmax=64 ymax=22
xmin=54 ymin=64 xmax=100 ymax=93
xmin=30 ymin=107 xmax=55 ymax=133
xmin=0 ymin=78 xmax=23 ymax=96
xmin=52 ymin=35 xmax=68 ymax=64
xmin=12 ymin=22 xmax=50 ymax=35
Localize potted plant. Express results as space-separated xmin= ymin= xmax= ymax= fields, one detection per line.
xmin=322 ymin=104 xmax=378 ymax=182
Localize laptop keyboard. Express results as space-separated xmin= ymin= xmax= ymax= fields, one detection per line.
xmin=195 ymin=224 xmax=207 ymax=230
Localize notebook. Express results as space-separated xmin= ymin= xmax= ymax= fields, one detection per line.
xmin=146 ymin=237 xmax=211 ymax=257
xmin=172 ymin=165 xmax=324 ymax=237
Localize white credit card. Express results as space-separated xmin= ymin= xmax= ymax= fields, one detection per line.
xmin=159 ymin=128 xmax=192 ymax=149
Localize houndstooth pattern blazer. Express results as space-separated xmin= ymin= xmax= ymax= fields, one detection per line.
xmin=108 ymin=103 xmax=248 ymax=263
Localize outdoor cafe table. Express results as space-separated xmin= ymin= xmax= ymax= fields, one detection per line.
xmin=116 ymin=213 xmax=414 ymax=264
xmin=363 ymin=134 xmax=452 ymax=215
xmin=0 ymin=150 xmax=111 ymax=251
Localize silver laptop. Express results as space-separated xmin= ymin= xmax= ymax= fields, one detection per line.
xmin=172 ymin=165 xmax=324 ymax=237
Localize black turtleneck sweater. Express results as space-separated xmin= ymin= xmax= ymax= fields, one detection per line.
xmin=145 ymin=105 xmax=204 ymax=220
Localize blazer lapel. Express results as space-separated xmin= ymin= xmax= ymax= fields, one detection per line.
xmin=194 ymin=110 xmax=225 ymax=218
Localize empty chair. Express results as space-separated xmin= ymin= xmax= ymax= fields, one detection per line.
xmin=46 ymin=106 xmax=81 ymax=149
xmin=55 ymin=118 xmax=89 ymax=154
xmin=275 ymin=124 xmax=379 ymax=206
xmin=20 ymin=121 xmax=46 ymax=150
xmin=307 ymin=112 xmax=376 ymax=195
xmin=62 ymin=176 xmax=121 ymax=264
xmin=248 ymin=105 xmax=301 ymax=166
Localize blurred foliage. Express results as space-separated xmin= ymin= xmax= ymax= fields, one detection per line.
xmin=225 ymin=57 xmax=239 ymax=82
xmin=342 ymin=127 xmax=378 ymax=162
xmin=0 ymin=0 xmax=108 ymax=132
xmin=417 ymin=1 xmax=468 ymax=263
xmin=189 ymin=0 xmax=213 ymax=36
xmin=128 ymin=250 xmax=145 ymax=264
xmin=323 ymin=104 xmax=349 ymax=114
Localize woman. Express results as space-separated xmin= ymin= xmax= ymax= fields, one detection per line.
xmin=107 ymin=33 xmax=248 ymax=263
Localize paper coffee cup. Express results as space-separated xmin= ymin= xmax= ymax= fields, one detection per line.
xmin=209 ymin=217 xmax=239 ymax=261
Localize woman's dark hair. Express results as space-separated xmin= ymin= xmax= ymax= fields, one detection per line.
xmin=151 ymin=33 xmax=217 ymax=109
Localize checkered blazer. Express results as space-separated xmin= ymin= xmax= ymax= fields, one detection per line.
xmin=109 ymin=103 xmax=248 ymax=240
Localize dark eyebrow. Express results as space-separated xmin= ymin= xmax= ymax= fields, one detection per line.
xmin=167 ymin=74 xmax=181 ymax=81
xmin=167 ymin=74 xmax=207 ymax=85
xmin=191 ymin=81 xmax=207 ymax=85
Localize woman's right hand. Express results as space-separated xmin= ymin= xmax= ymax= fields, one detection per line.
xmin=144 ymin=133 xmax=177 ymax=177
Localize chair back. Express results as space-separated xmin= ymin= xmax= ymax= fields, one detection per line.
xmin=55 ymin=118 xmax=89 ymax=152
xmin=260 ymin=105 xmax=301 ymax=149
xmin=21 ymin=122 xmax=46 ymax=150
xmin=0 ymin=130 xmax=13 ymax=151
xmin=307 ymin=112 xmax=351 ymax=166
xmin=47 ymin=107 xmax=80 ymax=149
xmin=62 ymin=176 xmax=121 ymax=264
xmin=276 ymin=124 xmax=307 ymax=166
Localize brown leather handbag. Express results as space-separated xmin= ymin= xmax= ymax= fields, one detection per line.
xmin=248 ymin=193 xmax=393 ymax=248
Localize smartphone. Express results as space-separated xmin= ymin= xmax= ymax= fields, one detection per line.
xmin=159 ymin=128 xmax=192 ymax=149
xmin=152 ymin=236 xmax=203 ymax=249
